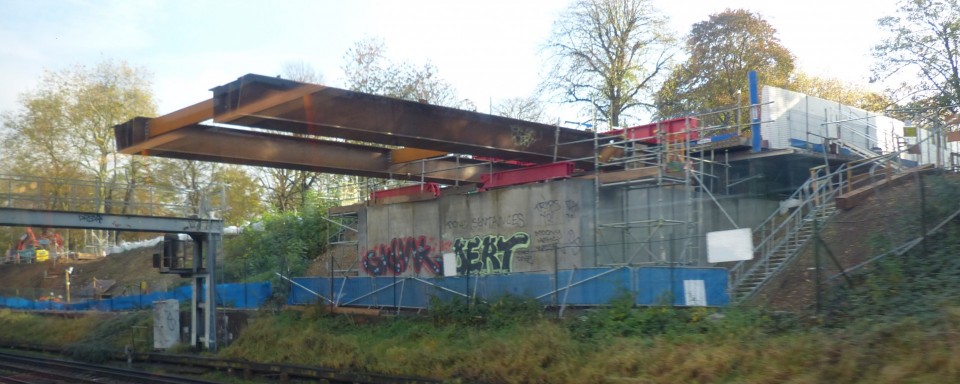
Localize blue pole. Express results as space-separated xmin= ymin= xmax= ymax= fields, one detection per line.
xmin=749 ymin=70 xmax=761 ymax=153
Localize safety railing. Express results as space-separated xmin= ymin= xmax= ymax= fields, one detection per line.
xmin=0 ymin=174 xmax=216 ymax=218
xmin=729 ymin=150 xmax=905 ymax=300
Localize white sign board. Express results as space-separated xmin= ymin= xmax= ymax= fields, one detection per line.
xmin=683 ymin=280 xmax=707 ymax=306
xmin=153 ymin=299 xmax=180 ymax=350
xmin=442 ymin=253 xmax=458 ymax=277
xmin=706 ymin=228 xmax=753 ymax=263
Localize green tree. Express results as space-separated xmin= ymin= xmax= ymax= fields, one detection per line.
xmin=789 ymin=72 xmax=893 ymax=112
xmin=1 ymin=60 xmax=157 ymax=213
xmin=873 ymin=0 xmax=960 ymax=110
xmin=542 ymin=0 xmax=676 ymax=128
xmin=214 ymin=165 xmax=265 ymax=226
xmin=223 ymin=201 xmax=332 ymax=283
xmin=655 ymin=9 xmax=794 ymax=125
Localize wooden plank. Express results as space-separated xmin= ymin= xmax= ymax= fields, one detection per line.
xmin=371 ymin=191 xmax=438 ymax=205
xmin=328 ymin=203 xmax=364 ymax=216
xmin=595 ymin=167 xmax=660 ymax=184
xmin=836 ymin=164 xmax=933 ymax=210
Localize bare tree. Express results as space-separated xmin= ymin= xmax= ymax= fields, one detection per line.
xmin=256 ymin=62 xmax=327 ymax=211
xmin=542 ymin=0 xmax=676 ymax=128
xmin=281 ymin=60 xmax=324 ymax=84
xmin=494 ymin=96 xmax=548 ymax=123
xmin=343 ymin=38 xmax=461 ymax=107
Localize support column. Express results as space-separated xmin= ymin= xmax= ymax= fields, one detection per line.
xmin=190 ymin=238 xmax=201 ymax=349
xmin=205 ymin=232 xmax=219 ymax=352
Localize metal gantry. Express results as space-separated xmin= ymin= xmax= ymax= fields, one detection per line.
xmin=0 ymin=174 xmax=223 ymax=351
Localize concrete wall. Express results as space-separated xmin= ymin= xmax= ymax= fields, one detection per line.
xmin=595 ymin=186 xmax=777 ymax=267
xmin=359 ymin=179 xmax=594 ymax=277
xmin=357 ymin=178 xmax=779 ymax=277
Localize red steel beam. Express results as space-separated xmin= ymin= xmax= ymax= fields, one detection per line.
xmin=371 ymin=183 xmax=442 ymax=201
xmin=478 ymin=162 xmax=575 ymax=191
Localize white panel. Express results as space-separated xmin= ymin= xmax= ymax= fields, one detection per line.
xmin=683 ymin=280 xmax=707 ymax=306
xmin=706 ymin=228 xmax=753 ymax=263
xmin=442 ymin=253 xmax=457 ymax=277
xmin=759 ymin=85 xmax=923 ymax=157
xmin=153 ymin=299 xmax=180 ymax=350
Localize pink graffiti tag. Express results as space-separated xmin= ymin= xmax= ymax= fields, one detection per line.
xmin=361 ymin=236 xmax=443 ymax=276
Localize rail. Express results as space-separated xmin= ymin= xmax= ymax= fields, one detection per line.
xmin=0 ymin=350 xmax=218 ymax=384
xmin=0 ymin=343 xmax=442 ymax=384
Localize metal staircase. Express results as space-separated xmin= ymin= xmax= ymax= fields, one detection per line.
xmin=833 ymin=133 xmax=909 ymax=171
xmin=729 ymin=165 xmax=844 ymax=302
xmin=729 ymin=148 xmax=912 ymax=302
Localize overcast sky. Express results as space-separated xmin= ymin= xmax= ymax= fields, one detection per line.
xmin=0 ymin=0 xmax=898 ymax=125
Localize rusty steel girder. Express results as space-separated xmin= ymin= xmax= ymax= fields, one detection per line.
xmin=114 ymin=118 xmax=511 ymax=184
xmin=210 ymin=74 xmax=599 ymax=167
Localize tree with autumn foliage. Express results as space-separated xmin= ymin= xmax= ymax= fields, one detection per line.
xmin=655 ymin=9 xmax=794 ymax=125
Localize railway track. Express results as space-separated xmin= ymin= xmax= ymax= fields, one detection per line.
xmin=0 ymin=350 xmax=219 ymax=384
xmin=0 ymin=344 xmax=441 ymax=383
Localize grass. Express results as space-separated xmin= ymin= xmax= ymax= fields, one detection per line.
xmin=0 ymin=289 xmax=950 ymax=383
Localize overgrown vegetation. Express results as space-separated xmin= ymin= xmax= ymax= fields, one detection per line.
xmin=0 ymin=310 xmax=153 ymax=363
xmin=213 ymin=174 xmax=960 ymax=383
xmin=222 ymin=194 xmax=334 ymax=284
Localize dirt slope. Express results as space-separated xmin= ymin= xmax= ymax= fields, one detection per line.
xmin=0 ymin=243 xmax=183 ymax=300
xmin=752 ymin=172 xmax=940 ymax=312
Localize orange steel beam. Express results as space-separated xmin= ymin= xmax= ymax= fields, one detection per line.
xmin=147 ymin=99 xmax=214 ymax=137
xmin=390 ymin=148 xmax=449 ymax=164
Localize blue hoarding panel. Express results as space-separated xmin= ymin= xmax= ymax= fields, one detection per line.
xmin=635 ymin=267 xmax=728 ymax=306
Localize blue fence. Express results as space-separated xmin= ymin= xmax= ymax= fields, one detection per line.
xmin=288 ymin=267 xmax=729 ymax=308
xmin=0 ymin=267 xmax=729 ymax=312
xmin=0 ymin=282 xmax=271 ymax=311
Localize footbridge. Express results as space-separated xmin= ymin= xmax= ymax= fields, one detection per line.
xmin=0 ymin=174 xmax=222 ymax=351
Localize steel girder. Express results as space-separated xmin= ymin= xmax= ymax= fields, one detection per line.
xmin=209 ymin=74 xmax=599 ymax=167
xmin=115 ymin=118 xmax=509 ymax=184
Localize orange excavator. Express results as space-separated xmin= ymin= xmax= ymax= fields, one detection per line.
xmin=13 ymin=227 xmax=63 ymax=263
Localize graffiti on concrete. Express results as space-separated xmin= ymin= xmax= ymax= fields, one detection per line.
xmin=565 ymin=199 xmax=580 ymax=219
xmin=534 ymin=199 xmax=562 ymax=224
xmin=533 ymin=229 xmax=562 ymax=252
xmin=444 ymin=212 xmax=526 ymax=231
xmin=454 ymin=232 xmax=531 ymax=275
xmin=361 ymin=236 xmax=444 ymax=276
xmin=561 ymin=229 xmax=582 ymax=258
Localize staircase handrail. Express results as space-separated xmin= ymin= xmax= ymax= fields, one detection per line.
xmin=729 ymin=166 xmax=842 ymax=289
xmin=729 ymin=151 xmax=905 ymax=297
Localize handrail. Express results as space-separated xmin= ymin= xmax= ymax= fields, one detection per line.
xmin=0 ymin=173 xmax=217 ymax=218
xmin=729 ymin=150 xmax=911 ymax=300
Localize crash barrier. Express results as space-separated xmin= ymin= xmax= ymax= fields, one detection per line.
xmin=287 ymin=267 xmax=729 ymax=308
xmin=0 ymin=282 xmax=271 ymax=311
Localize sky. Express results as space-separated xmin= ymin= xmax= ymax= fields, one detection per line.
xmin=0 ymin=0 xmax=899 ymax=126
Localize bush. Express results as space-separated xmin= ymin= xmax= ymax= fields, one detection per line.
xmin=429 ymin=294 xmax=543 ymax=328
